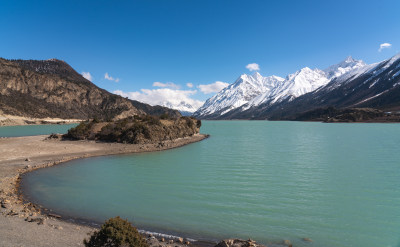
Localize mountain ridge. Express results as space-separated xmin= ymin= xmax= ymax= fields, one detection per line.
xmin=0 ymin=58 xmax=181 ymax=120
xmin=193 ymin=54 xmax=400 ymax=120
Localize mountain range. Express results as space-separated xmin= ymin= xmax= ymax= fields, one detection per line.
xmin=193 ymin=53 xmax=400 ymax=120
xmin=0 ymin=58 xmax=181 ymax=120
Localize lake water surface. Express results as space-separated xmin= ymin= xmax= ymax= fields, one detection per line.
xmin=0 ymin=123 xmax=78 ymax=137
xmin=22 ymin=121 xmax=400 ymax=247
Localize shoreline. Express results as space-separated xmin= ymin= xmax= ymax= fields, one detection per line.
xmin=0 ymin=113 xmax=82 ymax=126
xmin=0 ymin=133 xmax=210 ymax=247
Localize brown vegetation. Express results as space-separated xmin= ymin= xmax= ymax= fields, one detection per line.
xmin=64 ymin=115 xmax=201 ymax=144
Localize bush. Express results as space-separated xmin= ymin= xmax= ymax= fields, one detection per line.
xmin=83 ymin=216 xmax=149 ymax=247
xmin=160 ymin=113 xmax=169 ymax=120
xmin=196 ymin=119 xmax=201 ymax=128
xmin=65 ymin=121 xmax=92 ymax=139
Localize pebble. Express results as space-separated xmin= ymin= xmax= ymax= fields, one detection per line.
xmin=283 ymin=239 xmax=292 ymax=246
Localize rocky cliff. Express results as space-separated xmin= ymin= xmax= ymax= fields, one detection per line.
xmin=0 ymin=58 xmax=180 ymax=120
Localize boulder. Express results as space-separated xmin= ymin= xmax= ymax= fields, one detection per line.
xmin=215 ymin=239 xmax=266 ymax=247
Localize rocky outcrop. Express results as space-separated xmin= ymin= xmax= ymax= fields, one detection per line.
xmin=215 ymin=239 xmax=267 ymax=247
xmin=0 ymin=58 xmax=180 ymax=120
xmin=64 ymin=115 xmax=202 ymax=144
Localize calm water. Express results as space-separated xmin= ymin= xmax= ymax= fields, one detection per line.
xmin=22 ymin=121 xmax=400 ymax=247
xmin=0 ymin=123 xmax=78 ymax=137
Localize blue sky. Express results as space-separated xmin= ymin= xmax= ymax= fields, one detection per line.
xmin=1 ymin=0 xmax=399 ymax=108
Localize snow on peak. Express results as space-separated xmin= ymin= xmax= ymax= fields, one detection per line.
xmin=345 ymin=56 xmax=355 ymax=63
xmin=252 ymin=71 xmax=262 ymax=79
xmin=194 ymin=72 xmax=284 ymax=116
xmin=243 ymin=67 xmax=329 ymax=109
xmin=195 ymin=56 xmax=374 ymax=118
xmin=382 ymin=52 xmax=400 ymax=69
xmin=162 ymin=101 xmax=199 ymax=113
xmin=323 ymin=56 xmax=366 ymax=79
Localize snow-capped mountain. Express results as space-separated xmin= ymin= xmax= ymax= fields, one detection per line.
xmin=323 ymin=56 xmax=366 ymax=79
xmin=162 ymin=101 xmax=200 ymax=115
xmin=224 ymin=53 xmax=400 ymax=120
xmin=193 ymin=72 xmax=284 ymax=117
xmin=242 ymin=67 xmax=329 ymax=110
xmin=195 ymin=56 xmax=369 ymax=119
xmin=242 ymin=56 xmax=367 ymax=110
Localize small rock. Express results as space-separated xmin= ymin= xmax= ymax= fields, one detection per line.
xmin=168 ymin=240 xmax=174 ymax=244
xmin=25 ymin=158 xmax=31 ymax=162
xmin=8 ymin=210 xmax=18 ymax=216
xmin=24 ymin=165 xmax=31 ymax=169
xmin=177 ymin=237 xmax=183 ymax=243
xmin=215 ymin=240 xmax=229 ymax=247
xmin=302 ymin=237 xmax=313 ymax=242
xmin=160 ymin=238 xmax=165 ymax=242
xmin=283 ymin=240 xmax=292 ymax=246
xmin=48 ymin=213 xmax=61 ymax=218
xmin=184 ymin=241 xmax=190 ymax=245
xmin=55 ymin=225 xmax=63 ymax=230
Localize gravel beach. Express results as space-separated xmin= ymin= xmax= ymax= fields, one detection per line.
xmin=0 ymin=134 xmax=208 ymax=247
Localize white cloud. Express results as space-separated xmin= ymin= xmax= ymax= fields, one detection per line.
xmin=246 ymin=63 xmax=260 ymax=71
xmin=186 ymin=82 xmax=194 ymax=88
xmin=198 ymin=81 xmax=229 ymax=94
xmin=153 ymin=81 xmax=180 ymax=89
xmin=378 ymin=43 xmax=392 ymax=52
xmin=113 ymin=88 xmax=204 ymax=111
xmin=81 ymin=72 xmax=93 ymax=82
xmin=104 ymin=72 xmax=120 ymax=82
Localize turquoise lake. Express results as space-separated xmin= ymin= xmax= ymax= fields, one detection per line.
xmin=22 ymin=121 xmax=400 ymax=247
xmin=0 ymin=123 xmax=78 ymax=137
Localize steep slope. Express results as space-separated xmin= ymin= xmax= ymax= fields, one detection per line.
xmin=242 ymin=67 xmax=329 ymax=110
xmin=240 ymin=57 xmax=367 ymax=112
xmin=193 ymin=72 xmax=284 ymax=118
xmin=0 ymin=58 xmax=180 ymax=120
xmin=195 ymin=56 xmax=367 ymax=119
xmin=231 ymin=53 xmax=400 ymax=119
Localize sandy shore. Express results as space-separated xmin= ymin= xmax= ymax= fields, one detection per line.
xmin=0 ymin=134 xmax=208 ymax=247
xmin=0 ymin=113 xmax=82 ymax=126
